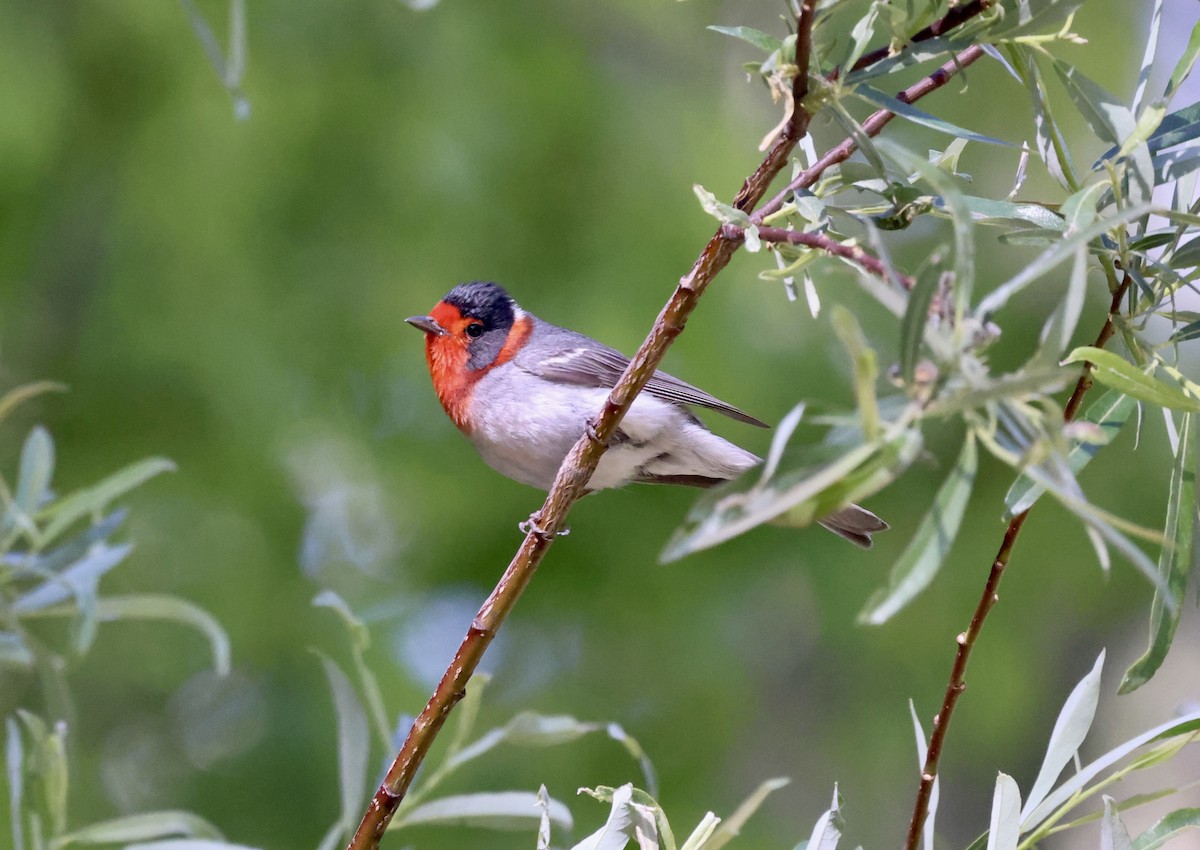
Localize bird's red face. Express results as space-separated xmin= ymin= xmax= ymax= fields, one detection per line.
xmin=407 ymin=282 xmax=531 ymax=432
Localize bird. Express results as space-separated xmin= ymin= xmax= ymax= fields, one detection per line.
xmin=406 ymin=281 xmax=888 ymax=547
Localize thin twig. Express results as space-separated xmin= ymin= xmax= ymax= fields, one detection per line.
xmin=902 ymin=272 xmax=1135 ymax=850
xmin=754 ymin=44 xmax=986 ymax=225
xmin=849 ymin=0 xmax=993 ymax=75
xmin=721 ymin=223 xmax=917 ymax=290
xmin=347 ymin=4 xmax=997 ymax=848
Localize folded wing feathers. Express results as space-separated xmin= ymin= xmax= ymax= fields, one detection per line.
xmin=531 ymin=345 xmax=769 ymax=428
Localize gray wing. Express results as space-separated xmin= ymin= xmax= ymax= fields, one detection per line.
xmin=523 ymin=334 xmax=769 ymax=429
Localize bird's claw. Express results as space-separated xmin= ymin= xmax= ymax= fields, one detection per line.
xmin=519 ymin=513 xmax=570 ymax=540
xmin=584 ymin=421 xmax=607 ymax=447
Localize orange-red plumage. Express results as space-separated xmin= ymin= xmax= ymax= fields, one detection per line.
xmin=423 ymin=301 xmax=532 ymax=433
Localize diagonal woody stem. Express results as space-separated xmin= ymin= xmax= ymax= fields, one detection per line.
xmin=346 ymin=5 xmax=996 ymax=849
xmin=901 ymin=272 xmax=1135 ymax=850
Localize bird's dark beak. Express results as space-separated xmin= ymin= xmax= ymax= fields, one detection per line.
xmin=405 ymin=315 xmax=450 ymax=337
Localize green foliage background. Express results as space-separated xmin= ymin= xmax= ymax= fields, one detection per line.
xmin=1 ymin=1 xmax=1194 ymax=848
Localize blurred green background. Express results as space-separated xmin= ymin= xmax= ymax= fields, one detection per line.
xmin=2 ymin=1 xmax=1197 ymax=848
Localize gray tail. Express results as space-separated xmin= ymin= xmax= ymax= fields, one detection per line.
xmin=818 ymin=504 xmax=889 ymax=549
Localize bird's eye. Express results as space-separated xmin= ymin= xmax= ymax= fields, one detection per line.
xmin=465 ymin=322 xmax=485 ymax=339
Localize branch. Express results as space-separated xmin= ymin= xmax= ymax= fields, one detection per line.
xmin=347 ymin=5 xmax=999 ymax=848
xmin=721 ymin=223 xmax=917 ymax=290
xmin=901 ymin=272 xmax=1136 ymax=850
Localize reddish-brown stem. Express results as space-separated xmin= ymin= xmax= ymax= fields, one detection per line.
xmin=902 ymin=272 xmax=1135 ymax=850
xmin=849 ymin=0 xmax=993 ymax=74
xmin=722 ymin=223 xmax=917 ymax=290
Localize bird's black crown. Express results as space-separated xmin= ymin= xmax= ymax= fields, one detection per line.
xmin=443 ymin=281 xmax=516 ymax=331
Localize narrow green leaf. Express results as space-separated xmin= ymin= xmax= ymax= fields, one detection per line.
xmin=1051 ymin=60 xmax=1135 ymax=147
xmin=856 ymin=85 xmax=1016 ymax=147
xmin=1128 ymin=232 xmax=1176 ymax=252
xmin=1005 ymin=390 xmax=1136 ymax=518
xmin=0 ymin=632 xmax=34 ymax=668
xmin=1118 ymin=104 xmax=1169 ymax=161
xmin=985 ymin=0 xmax=1085 ymax=41
xmin=679 ymin=813 xmax=720 ymax=850
xmin=226 ymin=0 xmax=247 ymax=86
xmin=13 ymin=542 xmax=132 ymax=614
xmin=1133 ymin=0 xmax=1164 ymax=112
xmin=844 ymin=37 xmax=970 ymax=84
xmin=1133 ymin=808 xmax=1200 ymax=850
xmin=773 ymin=426 xmax=921 ymax=532
xmin=1165 ymin=18 xmax=1200 ymax=103
xmin=1021 ymin=709 xmax=1200 ymax=832
xmin=312 ymin=590 xmax=369 ymax=651
xmin=986 ymin=774 xmax=1021 ymax=850
xmin=1120 ymin=412 xmax=1194 ymax=692
xmin=317 ymin=654 xmax=369 ymax=845
xmin=536 ymin=786 xmax=553 ymax=850
xmin=1152 ymin=147 xmax=1200 ymax=187
xmin=1017 ymin=460 xmax=1167 ymax=588
xmin=804 ymin=786 xmax=844 ymax=850
xmin=899 ymin=268 xmax=940 ymax=384
xmin=760 ymin=404 xmax=806 ymax=483
xmin=859 ymin=435 xmax=976 ymax=624
xmin=394 ymin=791 xmax=573 ymax=832
xmin=703 ymin=778 xmax=789 ymax=850
xmin=976 ymin=203 xmax=1154 ymax=319
xmin=707 ymin=25 xmax=781 ymax=53
xmin=664 ymin=407 xmax=920 ymax=561
xmin=1008 ymin=44 xmax=1076 ymax=189
xmin=40 ymin=717 xmax=69 ymax=835
xmin=1102 ymin=796 xmax=1135 ymax=850
xmin=52 ymin=811 xmax=224 ymax=847
xmin=41 ymin=458 xmax=176 ymax=543
xmin=178 ymin=0 xmax=249 ymax=119
xmin=93 ymin=594 xmax=232 ymax=677
xmin=926 ymin=366 xmax=1069 ymax=417
xmin=312 ymin=591 xmax=390 ymax=751
xmin=6 ymin=717 xmax=24 ymax=850
xmin=605 ymin=724 xmax=659 ymax=800
xmin=1143 ymin=102 xmax=1200 ymax=152
xmin=15 ymin=427 xmax=55 ymax=517
xmin=1059 ymin=181 xmax=1108 ymax=232
xmin=878 ymin=137 xmax=976 ymax=314
xmin=1020 ymin=650 xmax=1105 ymax=824
xmin=1062 ymin=348 xmax=1200 ymax=411
xmin=831 ymin=307 xmax=881 ymax=440
xmin=1053 ymin=789 xmax=1184 ymax=832
xmin=958 ymin=196 xmax=1065 ymax=230
xmin=910 ymin=704 xmax=938 ymax=850
xmin=0 ymin=382 xmax=67 ymax=425
xmin=1168 ymin=319 xmax=1200 ymax=342
xmin=580 ymin=786 xmax=675 ymax=850
xmin=829 ymin=100 xmax=888 ymax=178
xmin=447 ymin=712 xmax=601 ymax=771
xmin=574 ymin=783 xmax=658 ymax=850
xmin=1034 ymin=244 xmax=1088 ymax=366
xmin=1168 ymin=234 xmax=1200 ymax=269
xmin=693 ymin=184 xmax=750 ymax=227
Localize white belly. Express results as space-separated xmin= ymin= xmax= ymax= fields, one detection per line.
xmin=466 ymin=369 xmax=759 ymax=491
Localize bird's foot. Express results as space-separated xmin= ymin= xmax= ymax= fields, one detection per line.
xmin=519 ymin=512 xmax=570 ymax=540
xmin=584 ymin=420 xmax=608 ymax=447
